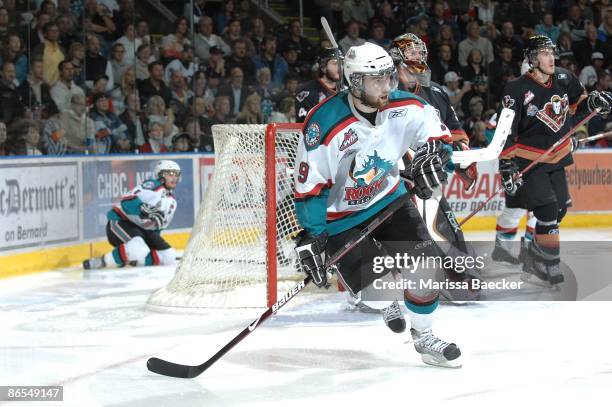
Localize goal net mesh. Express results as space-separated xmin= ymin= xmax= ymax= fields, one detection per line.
xmin=147 ymin=124 xmax=303 ymax=310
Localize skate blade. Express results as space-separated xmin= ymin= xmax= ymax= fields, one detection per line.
xmin=520 ymin=273 xmax=561 ymax=290
xmin=421 ymin=354 xmax=462 ymax=369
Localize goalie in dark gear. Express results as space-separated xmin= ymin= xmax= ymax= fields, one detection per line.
xmin=83 ymin=160 xmax=181 ymax=270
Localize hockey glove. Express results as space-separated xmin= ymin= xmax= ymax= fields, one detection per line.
xmin=140 ymin=203 xmax=166 ymax=229
xmin=453 ymin=141 xmax=478 ymax=191
xmin=499 ymin=159 xmax=523 ymax=196
xmin=587 ymin=90 xmax=612 ymax=115
xmin=295 ymin=232 xmax=330 ymax=288
xmin=410 ymin=140 xmax=452 ymax=200
xmin=570 ymin=136 xmax=580 ymax=153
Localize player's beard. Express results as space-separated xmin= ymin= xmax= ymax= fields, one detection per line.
xmin=362 ymin=91 xmax=389 ymax=109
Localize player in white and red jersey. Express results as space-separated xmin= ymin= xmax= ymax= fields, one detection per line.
xmin=83 ymin=160 xmax=180 ymax=269
xmin=293 ymin=42 xmax=462 ymax=368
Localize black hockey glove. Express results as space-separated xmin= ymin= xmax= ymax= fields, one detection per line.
xmin=140 ymin=203 xmax=166 ymax=229
xmin=587 ymin=90 xmax=612 ymax=115
xmin=570 ymin=136 xmax=580 ymax=153
xmin=295 ymin=232 xmax=330 ymax=288
xmin=410 ymin=140 xmax=452 ymax=200
xmin=499 ymin=159 xmax=523 ymax=196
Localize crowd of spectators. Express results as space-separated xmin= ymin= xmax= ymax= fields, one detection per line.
xmin=0 ymin=0 xmax=610 ymax=157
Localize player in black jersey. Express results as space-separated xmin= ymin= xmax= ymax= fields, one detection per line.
xmin=499 ymin=35 xmax=611 ymax=284
xmin=390 ymin=33 xmax=481 ymax=300
xmin=295 ymin=48 xmax=340 ymax=123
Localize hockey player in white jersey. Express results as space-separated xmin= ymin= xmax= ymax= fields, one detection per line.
xmin=294 ymin=42 xmax=461 ymax=368
xmin=83 ymin=160 xmax=180 ymax=269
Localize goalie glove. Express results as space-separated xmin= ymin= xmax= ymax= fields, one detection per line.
xmin=140 ymin=203 xmax=166 ymax=229
xmin=410 ymin=140 xmax=452 ymax=200
xmin=499 ymin=159 xmax=523 ymax=196
xmin=587 ymin=90 xmax=612 ymax=115
xmin=295 ymin=232 xmax=330 ymax=288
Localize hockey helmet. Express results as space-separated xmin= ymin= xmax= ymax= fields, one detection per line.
xmin=317 ymin=47 xmax=340 ymax=71
xmin=343 ymin=42 xmax=397 ymax=97
xmin=524 ymin=35 xmax=557 ymax=64
xmin=154 ymin=160 xmax=181 ymax=181
xmin=390 ymin=33 xmax=429 ymax=73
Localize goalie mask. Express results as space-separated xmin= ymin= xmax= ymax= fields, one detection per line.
xmin=390 ymin=33 xmax=431 ymax=87
xmin=154 ymin=160 xmax=181 ymax=189
xmin=344 ymin=42 xmax=398 ymax=108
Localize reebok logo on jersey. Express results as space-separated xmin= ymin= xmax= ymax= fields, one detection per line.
xmin=389 ymin=109 xmax=407 ymax=118
xmin=536 ymin=94 xmax=569 ymax=132
xmin=339 ymin=129 xmax=358 ymax=151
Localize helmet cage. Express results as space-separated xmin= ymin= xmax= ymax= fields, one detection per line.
xmin=348 ymin=66 xmax=398 ymax=99
xmin=391 ymin=33 xmax=429 ymax=74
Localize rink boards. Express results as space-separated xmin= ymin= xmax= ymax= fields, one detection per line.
xmin=1 ymin=150 xmax=611 ymax=277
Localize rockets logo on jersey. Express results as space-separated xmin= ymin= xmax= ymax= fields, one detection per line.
xmin=344 ymin=151 xmax=393 ymax=205
xmin=339 ymin=129 xmax=358 ymax=151
xmin=536 ymin=94 xmax=569 ymax=132
xmin=305 ymin=122 xmax=321 ymax=147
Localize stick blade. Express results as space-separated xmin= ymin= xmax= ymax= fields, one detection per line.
xmin=147 ymin=357 xmax=203 ymax=379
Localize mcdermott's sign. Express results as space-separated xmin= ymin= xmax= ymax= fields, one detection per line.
xmin=0 ymin=163 xmax=79 ymax=251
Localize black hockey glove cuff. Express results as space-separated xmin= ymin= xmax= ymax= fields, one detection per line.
xmin=587 ymin=90 xmax=612 ymax=116
xmin=295 ymin=232 xmax=330 ymax=288
xmin=499 ymin=159 xmax=523 ymax=196
xmin=410 ymin=141 xmax=451 ymax=200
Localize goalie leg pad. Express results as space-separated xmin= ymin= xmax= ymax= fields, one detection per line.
xmin=121 ymin=236 xmax=150 ymax=266
xmin=156 ymin=248 xmax=177 ymax=266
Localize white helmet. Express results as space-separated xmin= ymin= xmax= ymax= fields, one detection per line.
xmin=154 ymin=160 xmax=181 ymax=180
xmin=343 ymin=42 xmax=397 ymax=98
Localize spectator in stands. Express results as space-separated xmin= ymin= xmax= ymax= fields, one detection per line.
xmin=120 ymin=93 xmax=145 ymax=147
xmin=183 ymin=0 xmax=207 ymax=24
xmin=162 ymin=16 xmax=191 ymax=62
xmin=68 ymin=42 xmax=86 ymax=86
xmin=169 ymin=70 xmax=193 ymax=125
xmin=134 ymin=44 xmax=153 ymax=80
xmin=430 ymin=43 xmax=461 ymax=84
xmin=113 ymin=0 xmax=141 ymax=38
xmin=9 ymin=119 xmax=42 ymax=156
xmin=194 ymin=16 xmax=231 ymax=64
xmin=462 ymin=95 xmax=485 ymax=135
xmin=535 ymin=13 xmax=561 ymax=43
xmin=111 ymin=130 xmax=133 ymax=153
xmin=187 ymin=96 xmax=214 ymax=141
xmin=56 ymin=14 xmax=78 ymax=51
xmin=461 ymin=49 xmax=486 ymax=83
xmin=205 ymin=46 xmax=227 ymax=81
xmin=556 ymin=32 xmax=576 ymax=62
xmin=0 ymin=121 xmax=6 ymax=156
xmin=225 ymin=38 xmax=256 ymax=83
xmin=268 ymin=96 xmax=296 ymax=123
xmin=0 ymin=62 xmax=25 ymax=125
xmin=183 ymin=116 xmax=211 ymax=152
xmin=43 ymin=93 xmax=93 ymax=154
xmin=573 ymin=24 xmax=607 ymax=69
xmin=90 ymin=93 xmax=123 ymax=154
xmin=442 ymin=71 xmax=470 ymax=118
xmin=83 ymin=0 xmax=116 ymax=45
xmin=458 ymin=21 xmax=494 ymax=67
xmin=0 ymin=7 xmax=10 ymax=45
xmin=50 ymin=60 xmax=85 ymax=113
xmin=247 ymin=17 xmax=265 ymax=55
xmin=18 ymin=58 xmax=57 ymax=120
xmin=283 ymin=44 xmax=310 ymax=81
xmin=110 ymin=43 xmax=129 ymax=87
xmin=114 ymin=22 xmax=142 ymax=66
xmin=579 ymin=52 xmax=606 ymax=89
xmin=135 ymin=18 xmax=152 ymax=47
xmin=576 ymin=0 xmax=595 ymax=23
xmin=275 ymin=72 xmax=300 ymax=104
xmin=111 ymin=69 xmax=136 ymax=114
xmin=29 ymin=12 xmax=52 ymax=51
xmin=462 ymin=75 xmax=490 ymax=113
xmin=339 ymin=20 xmax=366 ymax=53
xmin=215 ymin=0 xmax=236 ymax=35
xmin=598 ymin=9 xmax=612 ymax=42
xmin=34 ymin=21 xmax=66 ymax=86
xmin=281 ymin=20 xmax=315 ymax=63
xmin=236 ymin=92 xmax=263 ymax=124
xmin=138 ymin=61 xmax=172 ymax=106
xmin=505 ymin=0 xmax=538 ymax=33
xmin=139 ymin=121 xmax=169 ymax=153
xmin=488 ymin=44 xmax=520 ymax=94
xmin=432 ymin=24 xmax=458 ymax=59
xmin=560 ymin=4 xmax=589 ymax=41
xmin=342 ymin=0 xmax=374 ymax=33
xmin=171 ymin=132 xmax=190 ymax=152
xmin=57 ymin=0 xmax=80 ymax=30
xmin=191 ymin=70 xmax=215 ymax=105
xmin=469 ymin=120 xmax=488 ymax=148
xmin=368 ymin=21 xmax=391 ymax=50
xmin=211 ymin=94 xmax=235 ymax=125
xmin=236 ymin=0 xmax=254 ymax=32
xmin=1 ymin=34 xmax=28 ymax=84
xmin=145 ymin=95 xmax=178 ymax=146
xmin=165 ymin=45 xmax=196 ymax=83
xmin=253 ymin=67 xmax=276 ymax=123
xmin=222 ymin=19 xmax=256 ymax=57
xmin=494 ymin=21 xmax=524 ymax=62
xmin=85 ymin=35 xmax=114 ymax=92
xmin=219 ymin=66 xmax=249 ymax=116
xmin=252 ymin=35 xmax=288 ymax=87
xmin=374 ymin=1 xmax=403 ymax=40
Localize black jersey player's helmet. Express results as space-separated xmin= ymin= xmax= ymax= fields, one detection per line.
xmin=390 ymin=33 xmax=429 ymax=73
xmin=317 ymin=47 xmax=341 ymax=74
xmin=524 ymin=35 xmax=558 ymax=65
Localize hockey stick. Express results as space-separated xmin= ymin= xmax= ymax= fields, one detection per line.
xmin=146 ymin=195 xmax=409 ymax=379
xmin=577 ymin=130 xmax=612 ymax=144
xmin=320 ymin=16 xmax=344 ymax=90
xmin=458 ymin=108 xmax=600 ymax=227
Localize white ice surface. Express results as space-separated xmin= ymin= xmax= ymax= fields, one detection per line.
xmin=1 ymin=228 xmax=612 ymax=407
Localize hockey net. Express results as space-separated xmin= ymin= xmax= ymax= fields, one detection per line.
xmin=147 ymin=123 xmax=304 ymax=311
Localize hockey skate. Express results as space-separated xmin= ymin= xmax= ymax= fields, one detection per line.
xmin=382 ymin=300 xmax=406 ymax=333
xmin=411 ymin=328 xmax=462 ymax=368
xmin=83 ymin=256 xmax=106 ymax=270
xmin=345 ymin=291 xmax=380 ymax=313
xmin=521 ymin=241 xmax=564 ymax=286
xmin=491 ymin=236 xmax=520 ymax=264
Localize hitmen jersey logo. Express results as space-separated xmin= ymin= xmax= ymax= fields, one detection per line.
xmin=535 ymin=94 xmax=569 ymax=132
xmin=339 ymin=129 xmax=358 ymax=151
xmin=344 ymin=151 xmax=393 ymax=205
